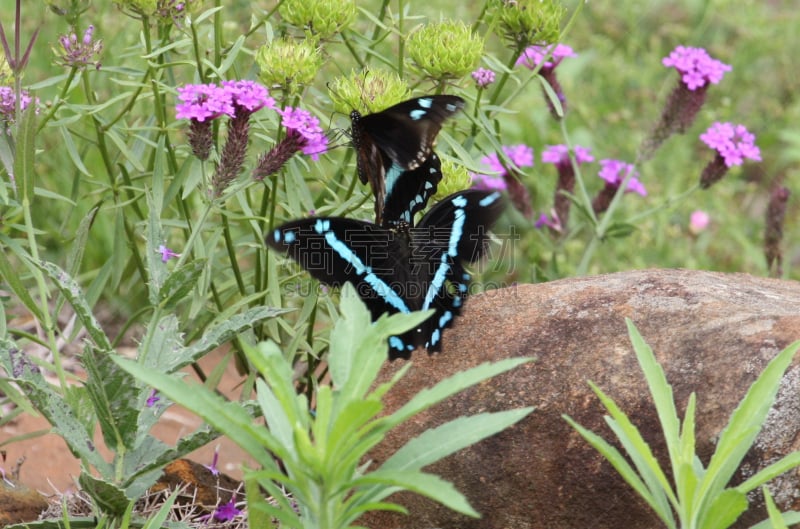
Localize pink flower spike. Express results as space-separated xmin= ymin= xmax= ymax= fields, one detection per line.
xmin=700 ymin=122 xmax=761 ymax=167
xmin=516 ymin=43 xmax=576 ymax=70
xmin=662 ymin=46 xmax=731 ymax=90
xmin=598 ymin=159 xmax=647 ymax=196
xmin=157 ymin=244 xmax=181 ymax=262
xmin=221 ymin=80 xmax=275 ymax=112
xmin=279 ymin=107 xmax=328 ymax=160
xmin=175 ymin=83 xmax=234 ymax=122
xmin=470 ymin=144 xmax=534 ymax=191
xmin=542 ymin=144 xmax=594 ymax=166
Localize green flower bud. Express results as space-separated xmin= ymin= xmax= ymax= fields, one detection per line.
xmin=407 ymin=21 xmax=484 ymax=81
xmin=491 ymin=0 xmax=565 ymax=49
xmin=433 ymin=158 xmax=473 ymax=200
xmin=118 ymin=0 xmax=157 ymax=16
xmin=279 ymin=0 xmax=356 ymax=39
xmin=256 ymin=38 xmax=322 ymax=96
xmin=328 ymin=69 xmax=411 ymax=115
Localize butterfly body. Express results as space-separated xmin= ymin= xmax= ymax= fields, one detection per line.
xmin=350 ymin=95 xmax=465 ymax=226
xmin=268 ymin=189 xmax=505 ymax=359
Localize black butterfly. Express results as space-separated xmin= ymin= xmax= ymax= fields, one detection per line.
xmin=267 ymin=189 xmax=506 ymax=359
xmin=350 ymin=95 xmax=465 ymax=227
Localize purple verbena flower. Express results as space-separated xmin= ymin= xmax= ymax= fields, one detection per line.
xmin=662 ymin=46 xmax=731 ymax=91
xmin=689 ymin=210 xmax=710 ymax=234
xmin=699 ymin=122 xmax=761 ymax=167
xmin=279 ymin=106 xmax=328 ymax=160
xmin=598 ymin=159 xmax=646 ymax=196
xmin=515 ymin=43 xmax=576 ymax=71
xmin=157 ymin=244 xmax=180 ymax=262
xmin=221 ymin=80 xmax=275 ymax=113
xmin=471 ymin=144 xmax=534 ymax=191
xmin=541 ymin=144 xmax=594 ymax=167
xmin=472 ymin=67 xmax=496 ymax=88
xmin=175 ymin=83 xmax=234 ymax=122
xmin=56 ymin=25 xmax=103 ymax=70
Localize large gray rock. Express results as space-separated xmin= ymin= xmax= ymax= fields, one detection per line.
xmin=362 ymin=269 xmax=800 ymax=529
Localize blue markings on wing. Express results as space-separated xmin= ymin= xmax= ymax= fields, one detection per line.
xmin=418 ymin=97 xmax=433 ymax=109
xmin=479 ymin=191 xmax=502 ymax=207
xmin=283 ymin=230 xmax=296 ymax=244
xmin=409 ymin=109 xmax=427 ymax=120
xmin=384 ymin=163 xmax=404 ymax=201
xmin=316 ymin=226 xmax=411 ymax=314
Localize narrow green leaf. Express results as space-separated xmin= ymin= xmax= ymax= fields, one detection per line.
xmin=354 ymin=470 xmax=479 ymax=518
xmin=78 ymin=474 xmax=130 ymax=516
xmin=383 ymin=409 xmax=533 ymax=471
xmin=0 ymin=247 xmax=45 ymax=322
xmin=697 ymin=341 xmax=799 ymax=507
xmin=761 ymin=486 xmax=790 ymax=529
xmin=748 ymin=511 xmax=800 ymax=529
xmin=114 ymin=356 xmax=280 ymax=470
xmin=736 ymin=451 xmax=800 ymax=494
xmin=82 ymin=346 xmax=140 ymax=452
xmin=385 ymin=357 xmax=533 ymax=430
xmin=158 ymin=258 xmax=207 ymax=310
xmin=697 ymin=488 xmax=748 ymax=529
xmin=564 ymin=414 xmax=676 ymax=528
xmin=37 ymin=260 xmax=113 ymax=352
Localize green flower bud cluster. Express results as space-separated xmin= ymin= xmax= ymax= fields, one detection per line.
xmin=118 ymin=0 xmax=157 ymax=16
xmin=256 ymin=38 xmax=322 ymax=96
xmin=433 ymin=158 xmax=473 ymax=200
xmin=492 ymin=0 xmax=565 ymax=49
xmin=407 ymin=20 xmax=484 ymax=81
xmin=279 ymin=0 xmax=356 ymax=39
xmin=328 ymin=69 xmax=411 ymax=116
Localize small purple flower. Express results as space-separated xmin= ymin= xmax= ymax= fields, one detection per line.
xmin=541 ymin=144 xmax=594 ymax=167
xmin=471 ymin=144 xmax=534 ymax=191
xmin=662 ymin=46 xmax=731 ymax=91
xmin=472 ymin=67 xmax=496 ymax=88
xmin=699 ymin=122 xmax=761 ymax=167
xmin=175 ymin=84 xmax=234 ymax=122
xmin=145 ymin=389 xmax=160 ymax=407
xmin=157 ymin=244 xmax=181 ymax=262
xmin=204 ymin=446 xmax=220 ymax=476
xmin=213 ymin=499 xmax=242 ymax=521
xmin=598 ymin=159 xmax=647 ymax=196
xmin=515 ymin=44 xmax=576 ymax=71
xmin=56 ymin=25 xmax=103 ymax=70
xmin=278 ymin=107 xmax=328 ymax=160
xmin=221 ymin=80 xmax=275 ymax=113
xmin=0 ymin=87 xmax=36 ymax=123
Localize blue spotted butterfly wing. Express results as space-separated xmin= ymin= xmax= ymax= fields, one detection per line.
xmin=267 ymin=189 xmax=506 ymax=359
xmin=382 ymin=153 xmax=444 ymax=227
xmin=350 ymin=95 xmax=464 ymax=226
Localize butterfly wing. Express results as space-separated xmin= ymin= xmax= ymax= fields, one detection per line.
xmin=382 ymin=152 xmax=443 ymax=227
xmin=357 ymin=95 xmax=465 ymax=170
xmin=351 ymin=95 xmax=464 ymax=226
xmin=393 ymin=189 xmax=507 ymax=355
xmin=267 ymin=217 xmax=414 ymax=321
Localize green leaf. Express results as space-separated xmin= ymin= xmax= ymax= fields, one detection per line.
xmin=737 ymin=451 xmax=800 ymax=494
xmin=384 ymin=357 xmax=533 ymax=429
xmin=748 ymin=511 xmax=800 ymax=529
xmin=138 ymin=314 xmax=184 ymax=371
xmin=0 ymin=244 xmax=45 ymax=322
xmin=114 ymin=356 xmax=280 ymax=470
xmin=697 ymin=340 xmax=799 ymax=509
xmin=37 ymin=261 xmax=113 ymax=353
xmin=158 ymin=258 xmax=207 ymax=310
xmin=82 ymin=346 xmax=140 ymax=452
xmin=78 ymin=473 xmax=131 ymax=516
xmin=353 ymin=470 xmax=479 ymax=518
xmin=697 ymin=488 xmax=748 ymax=529
xmin=761 ymin=486 xmax=789 ymax=529
xmin=564 ymin=414 xmax=676 ymax=528
xmin=382 ymin=409 xmax=533 ymax=471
